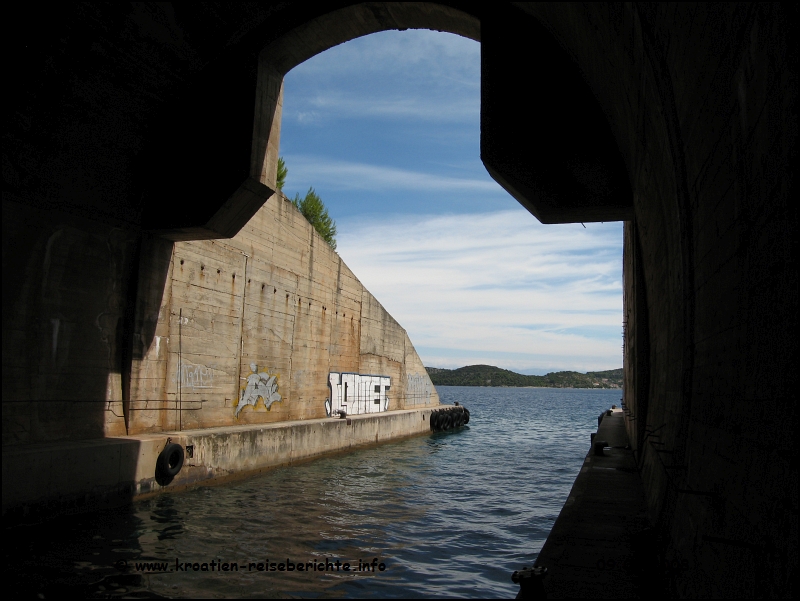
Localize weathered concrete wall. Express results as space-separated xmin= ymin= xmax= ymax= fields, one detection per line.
xmin=126 ymin=192 xmax=438 ymax=436
xmin=3 ymin=188 xmax=437 ymax=446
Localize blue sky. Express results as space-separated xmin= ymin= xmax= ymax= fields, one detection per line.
xmin=281 ymin=30 xmax=623 ymax=374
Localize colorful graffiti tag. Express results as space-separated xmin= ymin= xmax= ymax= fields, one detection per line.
xmin=327 ymin=372 xmax=390 ymax=416
xmin=236 ymin=363 xmax=281 ymax=416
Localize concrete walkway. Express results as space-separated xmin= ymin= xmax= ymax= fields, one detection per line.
xmin=526 ymin=408 xmax=657 ymax=598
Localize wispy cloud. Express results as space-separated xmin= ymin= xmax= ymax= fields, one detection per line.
xmin=286 ymin=93 xmax=478 ymax=124
xmin=284 ymin=30 xmax=480 ymax=126
xmin=283 ymin=155 xmax=499 ymax=193
xmin=337 ymin=211 xmax=624 ymax=373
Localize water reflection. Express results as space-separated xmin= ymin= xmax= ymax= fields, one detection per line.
xmin=5 ymin=388 xmax=618 ymax=599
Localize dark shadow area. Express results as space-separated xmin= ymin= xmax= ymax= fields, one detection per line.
xmin=480 ymin=4 xmax=633 ymax=223
xmin=1 ymin=499 xmax=182 ymax=599
xmin=123 ymin=235 xmax=174 ymax=430
xmin=2 ymin=438 xmax=144 ymax=527
xmin=1 ymin=202 xmax=138 ymax=445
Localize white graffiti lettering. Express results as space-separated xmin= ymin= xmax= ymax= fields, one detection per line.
xmin=328 ymin=372 xmax=390 ymax=416
xmin=173 ymin=363 xmax=214 ymax=390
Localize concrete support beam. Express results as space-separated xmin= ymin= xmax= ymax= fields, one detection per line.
xmin=480 ymin=5 xmax=633 ymax=224
xmin=140 ymin=54 xmax=277 ymax=240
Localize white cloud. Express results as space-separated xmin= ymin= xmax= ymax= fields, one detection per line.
xmin=287 ymin=93 xmax=478 ymax=124
xmin=283 ymin=155 xmax=498 ymax=193
xmin=284 ymin=30 xmax=480 ymax=126
xmin=336 ymin=210 xmax=624 ymax=372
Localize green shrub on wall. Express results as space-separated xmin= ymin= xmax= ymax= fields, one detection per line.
xmin=276 ymin=157 xmax=288 ymax=191
xmin=292 ymin=187 xmax=337 ymax=250
xmin=278 ymin=156 xmax=337 ymax=250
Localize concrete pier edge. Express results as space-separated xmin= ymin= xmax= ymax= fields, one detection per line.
xmin=2 ymin=406 xmax=443 ymax=525
xmin=529 ymin=407 xmax=658 ymax=599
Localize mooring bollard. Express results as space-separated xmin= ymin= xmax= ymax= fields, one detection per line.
xmin=593 ymin=440 xmax=608 ymax=456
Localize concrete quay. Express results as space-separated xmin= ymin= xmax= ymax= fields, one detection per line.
xmin=526 ymin=408 xmax=658 ymax=599
xmin=2 ymin=406 xmax=439 ymax=524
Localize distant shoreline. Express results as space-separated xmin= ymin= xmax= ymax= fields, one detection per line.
xmin=434 ymin=385 xmax=622 ymax=390
xmin=425 ymin=364 xmax=623 ymax=389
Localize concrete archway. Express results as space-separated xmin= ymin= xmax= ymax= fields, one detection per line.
xmin=141 ymin=3 xmax=481 ymax=240
xmin=134 ymin=5 xmax=799 ymax=596
xmin=141 ymin=3 xmax=632 ymax=239
xmin=3 ymin=3 xmax=795 ymax=597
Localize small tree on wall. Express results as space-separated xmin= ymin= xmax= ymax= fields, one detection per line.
xmin=276 ymin=157 xmax=287 ymax=191
xmin=278 ymin=156 xmax=337 ymax=250
xmin=292 ymin=187 xmax=337 ymax=250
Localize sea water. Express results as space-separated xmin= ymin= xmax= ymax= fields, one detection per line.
xmin=6 ymin=387 xmax=621 ymax=599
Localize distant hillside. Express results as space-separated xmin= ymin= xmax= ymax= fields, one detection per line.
xmin=425 ymin=365 xmax=623 ymax=389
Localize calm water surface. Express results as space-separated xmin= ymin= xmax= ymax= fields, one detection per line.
xmin=7 ymin=387 xmax=621 ymax=598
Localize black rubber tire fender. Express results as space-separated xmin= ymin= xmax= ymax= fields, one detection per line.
xmin=157 ymin=443 xmax=185 ymax=477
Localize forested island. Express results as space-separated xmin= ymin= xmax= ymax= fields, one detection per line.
xmin=426 ymin=365 xmax=623 ymax=389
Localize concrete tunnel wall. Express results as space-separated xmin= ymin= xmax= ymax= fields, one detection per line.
xmin=2 ymin=3 xmax=796 ymax=597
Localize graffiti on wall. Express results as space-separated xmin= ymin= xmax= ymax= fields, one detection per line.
xmin=172 ymin=362 xmax=215 ymax=391
xmin=327 ymin=372 xmax=390 ymax=416
xmin=236 ymin=363 xmax=281 ymax=417
xmin=406 ymin=373 xmax=432 ymax=405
